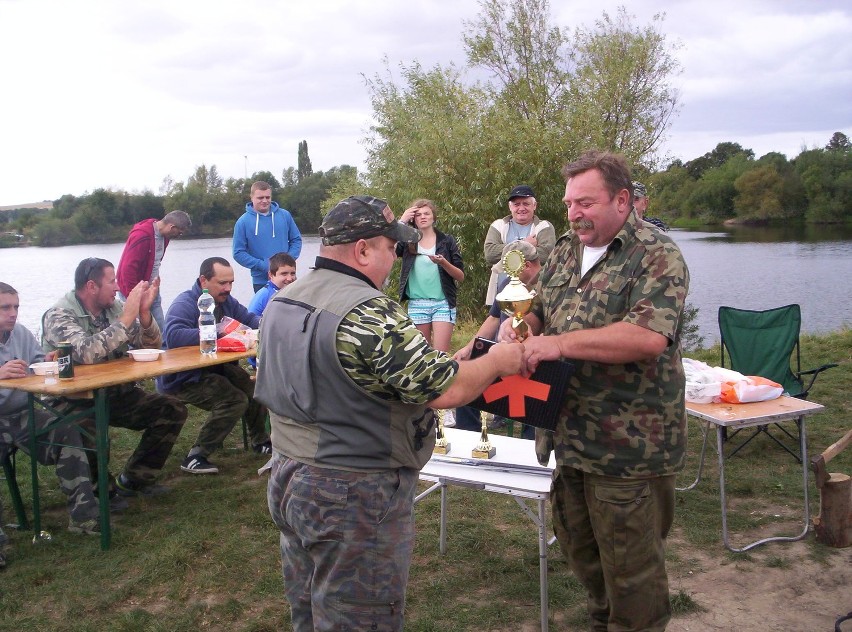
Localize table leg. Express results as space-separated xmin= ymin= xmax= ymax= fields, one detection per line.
xmin=439 ymin=482 xmax=448 ymax=556
xmin=676 ymin=419 xmax=711 ymax=492
xmin=94 ymin=390 xmax=111 ymax=550
xmin=27 ymin=394 xmax=47 ymax=543
xmin=538 ymin=498 xmax=549 ymax=632
xmin=718 ymin=418 xmax=810 ymax=552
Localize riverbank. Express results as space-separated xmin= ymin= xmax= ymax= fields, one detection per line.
xmin=0 ymin=328 xmax=849 ymax=630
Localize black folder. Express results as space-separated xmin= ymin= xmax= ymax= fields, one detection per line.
xmin=468 ymin=337 xmax=574 ymax=431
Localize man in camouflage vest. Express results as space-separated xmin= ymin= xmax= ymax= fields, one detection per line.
xmin=42 ymin=258 xmax=187 ymax=498
xmin=506 ymin=151 xmax=689 ymax=631
xmin=256 ymin=195 xmax=524 ymax=632
xmin=1 ymin=282 xmax=101 ymax=546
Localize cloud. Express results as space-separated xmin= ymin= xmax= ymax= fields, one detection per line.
xmin=0 ymin=0 xmax=849 ymax=204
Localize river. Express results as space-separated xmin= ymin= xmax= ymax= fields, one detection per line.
xmin=2 ymin=228 xmax=850 ymax=346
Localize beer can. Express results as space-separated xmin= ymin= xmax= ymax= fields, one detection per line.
xmin=57 ymin=342 xmax=74 ymax=380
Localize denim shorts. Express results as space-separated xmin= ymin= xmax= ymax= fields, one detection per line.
xmin=407 ymin=298 xmax=457 ymax=325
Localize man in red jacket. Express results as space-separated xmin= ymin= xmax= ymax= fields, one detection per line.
xmin=117 ymin=210 xmax=192 ymax=332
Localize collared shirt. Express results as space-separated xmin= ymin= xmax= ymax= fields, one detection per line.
xmin=531 ymin=212 xmax=689 ymax=478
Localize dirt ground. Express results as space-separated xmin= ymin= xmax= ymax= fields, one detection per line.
xmin=667 ymin=535 xmax=852 ymax=632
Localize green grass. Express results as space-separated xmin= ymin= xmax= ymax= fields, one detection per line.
xmin=1 ymin=327 xmax=850 ymax=630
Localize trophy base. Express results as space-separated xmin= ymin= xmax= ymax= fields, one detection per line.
xmin=472 ymin=445 xmax=496 ymax=459
xmin=433 ymin=442 xmax=451 ymax=455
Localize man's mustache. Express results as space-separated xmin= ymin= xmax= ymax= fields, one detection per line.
xmin=571 ymin=219 xmax=594 ymax=230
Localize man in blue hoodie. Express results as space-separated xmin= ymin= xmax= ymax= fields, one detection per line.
xmin=157 ymin=257 xmax=269 ymax=475
xmin=233 ymin=181 xmax=303 ymax=292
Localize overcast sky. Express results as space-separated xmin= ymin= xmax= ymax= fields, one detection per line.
xmin=1 ymin=0 xmax=849 ymax=206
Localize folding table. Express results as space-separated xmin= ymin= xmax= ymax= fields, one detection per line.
xmin=0 ymin=346 xmax=254 ymax=550
xmin=683 ymin=396 xmax=824 ymax=552
xmin=416 ymin=428 xmax=555 ymax=631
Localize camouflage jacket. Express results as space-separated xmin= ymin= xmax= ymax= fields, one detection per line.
xmin=42 ymin=290 xmax=161 ymax=364
xmin=531 ymin=212 xmax=689 ymax=478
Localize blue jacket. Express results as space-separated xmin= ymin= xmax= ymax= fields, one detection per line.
xmin=248 ymin=279 xmax=279 ymax=317
xmin=232 ymin=201 xmax=303 ymax=285
xmin=156 ymin=281 xmax=260 ymax=393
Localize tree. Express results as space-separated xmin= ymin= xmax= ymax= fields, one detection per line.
xmin=365 ymin=2 xmax=682 ymax=313
xmin=734 ymin=165 xmax=784 ymax=221
xmin=250 ymin=170 xmax=281 ymax=190
xmin=281 ymin=167 xmax=297 ymax=188
xmin=825 ymin=131 xmax=850 ymax=152
xmin=463 ymin=0 xmax=570 ymax=122
xmin=34 ymin=216 xmax=82 ymax=246
xmin=683 ymin=154 xmax=752 ymax=222
xmin=166 ymin=164 xmax=228 ymax=234
xmin=567 ymin=8 xmax=682 ymax=168
xmin=297 ymin=141 xmax=313 ymax=182
xmin=685 ymin=142 xmax=754 ymax=179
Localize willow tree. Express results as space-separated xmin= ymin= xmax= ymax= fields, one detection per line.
xmin=567 ymin=8 xmax=681 ymax=170
xmin=363 ymin=0 xmax=682 ymax=314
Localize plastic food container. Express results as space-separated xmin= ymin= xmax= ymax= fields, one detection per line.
xmin=127 ymin=349 xmax=165 ymax=362
xmin=29 ymin=361 xmax=59 ymax=375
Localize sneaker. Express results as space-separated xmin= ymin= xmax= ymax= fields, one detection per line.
xmin=253 ymin=441 xmax=273 ymax=455
xmin=68 ymin=518 xmax=100 ymax=536
xmin=115 ymin=473 xmax=172 ymax=496
xmin=442 ymin=410 xmax=456 ymax=428
xmin=180 ymin=454 xmax=219 ymax=475
xmin=105 ymin=494 xmax=129 ymax=512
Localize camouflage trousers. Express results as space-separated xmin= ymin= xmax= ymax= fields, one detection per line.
xmin=60 ymin=386 xmax=187 ymax=486
xmin=1 ymin=408 xmax=98 ymax=524
xmin=552 ymin=466 xmax=675 ymax=632
xmin=173 ymin=363 xmax=268 ymax=457
xmin=267 ymin=456 xmax=418 ymax=632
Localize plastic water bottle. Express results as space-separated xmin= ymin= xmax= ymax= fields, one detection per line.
xmin=197 ymin=289 xmax=217 ymax=355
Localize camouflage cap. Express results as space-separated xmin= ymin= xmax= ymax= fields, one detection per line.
xmin=632 ymin=181 xmax=647 ymax=198
xmin=319 ymin=195 xmax=421 ymax=246
xmin=502 ymin=239 xmax=538 ymax=261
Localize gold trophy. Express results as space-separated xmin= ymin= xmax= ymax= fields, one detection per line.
xmin=472 ymin=409 xmax=496 ymax=459
xmin=495 ymin=247 xmax=536 ymax=342
xmin=433 ymin=409 xmax=451 ymax=454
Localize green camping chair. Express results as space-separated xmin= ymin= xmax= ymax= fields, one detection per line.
xmin=718 ymin=304 xmax=837 ymax=461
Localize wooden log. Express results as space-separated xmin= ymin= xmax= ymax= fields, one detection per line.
xmin=813 ymin=472 xmax=851 ymax=548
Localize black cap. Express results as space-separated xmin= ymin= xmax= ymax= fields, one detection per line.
xmin=508 ymin=184 xmax=535 ymax=201
xmin=319 ymin=195 xmax=421 ymax=246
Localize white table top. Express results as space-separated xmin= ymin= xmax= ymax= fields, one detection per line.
xmin=420 ymin=428 xmax=555 ymax=498
xmin=685 ymin=395 xmax=824 ymax=429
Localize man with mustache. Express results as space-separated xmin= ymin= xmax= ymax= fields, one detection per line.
xmin=157 ymin=257 xmax=269 ymax=474
xmin=503 ymin=151 xmax=690 ymax=631
xmin=42 ymin=258 xmax=187 ymax=498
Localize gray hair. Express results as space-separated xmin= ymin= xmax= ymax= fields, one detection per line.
xmin=163 ymin=210 xmax=192 ymax=229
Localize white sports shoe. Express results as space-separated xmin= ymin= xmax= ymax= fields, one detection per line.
xmin=442 ymin=409 xmax=456 ymax=428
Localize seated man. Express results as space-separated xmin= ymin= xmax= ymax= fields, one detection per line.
xmin=158 ymin=257 xmax=269 ymax=475
xmin=42 ymin=258 xmax=188 ymax=498
xmin=1 ymin=282 xmax=101 ymax=541
xmin=453 ymin=240 xmax=543 ymax=438
xmin=248 ymin=252 xmax=297 ymax=317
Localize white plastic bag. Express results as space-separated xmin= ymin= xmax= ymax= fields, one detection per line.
xmin=683 ymin=358 xmax=723 ymax=404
